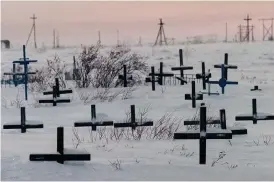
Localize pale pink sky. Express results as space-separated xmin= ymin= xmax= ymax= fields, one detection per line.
xmin=1 ymin=1 xmax=274 ymax=46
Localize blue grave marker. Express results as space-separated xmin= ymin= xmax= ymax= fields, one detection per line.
xmin=12 ymin=45 xmax=38 ymax=100
xmin=207 ymin=64 xmax=238 ymax=94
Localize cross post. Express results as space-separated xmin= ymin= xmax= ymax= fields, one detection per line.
xmin=196 ymin=62 xmax=211 ymax=90
xmin=114 ymin=105 xmax=153 ymax=130
xmin=3 ymin=107 xmax=43 ymax=133
xmin=207 ymin=64 xmax=238 ymax=94
xmin=213 ymin=53 xmax=237 ymax=80
xmin=29 ymin=127 xmax=91 ymax=164
xmin=235 ymin=98 xmax=274 ymax=124
xmin=74 ymin=105 xmax=114 ymax=131
xmin=185 ymin=81 xmax=203 ymax=108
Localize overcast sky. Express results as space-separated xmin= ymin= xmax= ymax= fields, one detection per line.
xmin=1 ymin=1 xmax=274 ymax=46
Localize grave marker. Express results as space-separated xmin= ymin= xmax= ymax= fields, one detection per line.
xmin=3 ymin=107 xmax=43 ymax=133
xmin=74 ymin=105 xmax=114 ymax=131
xmin=214 ymin=53 xmax=237 ymax=80
xmin=118 ymin=65 xmax=133 ymax=87
xmin=30 ymin=127 xmax=91 ymax=164
xmin=251 ymin=85 xmax=261 ymax=91
xmin=196 ymin=62 xmax=211 ymax=90
xmin=185 ymin=81 xmax=203 ymax=108
xmin=3 ymin=45 xmax=37 ymax=100
xmin=174 ymin=106 xmax=232 ymax=164
xmin=114 ymin=105 xmax=153 ymax=130
xmin=207 ymin=64 xmax=238 ymax=94
xmin=171 ymin=49 xmax=193 ymax=85
xmin=235 ymin=98 xmax=274 ymax=124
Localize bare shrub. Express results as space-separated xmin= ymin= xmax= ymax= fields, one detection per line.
xmin=72 ymin=127 xmax=84 ymax=149
xmin=148 ymin=112 xmax=182 ymax=140
xmin=75 ymin=44 xmax=101 ymax=88
xmin=28 ymin=55 xmax=67 ymax=92
xmin=109 ymin=159 xmax=122 ymax=170
xmin=211 ymin=151 xmax=227 ymax=167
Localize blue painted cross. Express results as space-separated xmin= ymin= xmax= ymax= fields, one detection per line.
xmin=207 ymin=64 xmax=238 ymax=94
xmin=12 ymin=45 xmax=38 ymax=100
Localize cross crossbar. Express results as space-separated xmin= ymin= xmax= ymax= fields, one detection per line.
xmin=29 ymin=127 xmax=91 ymax=164
xmin=185 ymin=81 xmax=203 ymax=108
xmin=235 ymin=98 xmax=274 ymax=124
xmin=114 ymin=105 xmax=153 ymax=130
xmin=2 ymin=107 xmax=43 ymax=133
xmin=74 ymin=105 xmax=114 ymax=131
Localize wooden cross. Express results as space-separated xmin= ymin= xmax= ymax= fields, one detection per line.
xmin=114 ymin=105 xmax=153 ymax=130
xmin=214 ymin=53 xmax=237 ymax=80
xmin=4 ymin=45 xmax=38 ymax=100
xmin=174 ymin=106 xmax=232 ymax=164
xmin=196 ymin=62 xmax=211 ymax=90
xmin=3 ymin=107 xmax=43 ymax=133
xmin=185 ymin=81 xmax=203 ymax=108
xmin=39 ymin=78 xmax=72 ymax=106
xmin=74 ymin=105 xmax=114 ymax=131
xmin=118 ymin=65 xmax=133 ymax=87
xmin=207 ymin=64 xmax=238 ymax=94
xmin=235 ymin=98 xmax=274 ymax=124
xmin=250 ymin=85 xmax=262 ymax=91
xmin=171 ymin=49 xmax=193 ymax=85
xmin=184 ymin=109 xmax=247 ymax=135
xmin=30 ymin=127 xmax=91 ymax=164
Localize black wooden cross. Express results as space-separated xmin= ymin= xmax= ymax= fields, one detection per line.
xmin=29 ymin=127 xmax=91 ymax=164
xmin=207 ymin=64 xmax=238 ymax=94
xmin=196 ymin=62 xmax=211 ymax=90
xmin=39 ymin=78 xmax=72 ymax=106
xmin=235 ymin=98 xmax=274 ymax=124
xmin=185 ymin=81 xmax=203 ymax=108
xmin=74 ymin=105 xmax=114 ymax=131
xmin=184 ymin=109 xmax=247 ymax=135
xmin=250 ymin=85 xmax=262 ymax=91
xmin=219 ymin=109 xmax=247 ymax=135
xmin=3 ymin=107 xmax=43 ymax=133
xmin=171 ymin=49 xmax=193 ymax=85
xmin=114 ymin=105 xmax=153 ymax=130
xmin=146 ymin=63 xmax=174 ymax=91
xmin=118 ymin=65 xmax=133 ymax=87
xmin=174 ymin=106 xmax=232 ymax=164
xmin=214 ymin=53 xmax=237 ymax=80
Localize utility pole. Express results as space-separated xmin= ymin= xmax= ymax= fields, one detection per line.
xmin=244 ymin=14 xmax=252 ymax=42
xmin=98 ymin=31 xmax=101 ymax=45
xmin=259 ymin=18 xmax=274 ymax=41
xmin=53 ymin=29 xmax=56 ymax=48
xmin=26 ymin=14 xmax=38 ymax=49
xmin=137 ymin=36 xmax=142 ymax=46
xmin=56 ymin=30 xmax=60 ymax=48
xmin=117 ymin=30 xmax=120 ymax=46
xmin=154 ymin=18 xmax=168 ymax=46
xmin=225 ymin=22 xmax=228 ymax=42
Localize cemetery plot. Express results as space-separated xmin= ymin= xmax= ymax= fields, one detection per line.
xmin=235 ymin=98 xmax=274 ymax=124
xmin=3 ymin=107 xmax=43 ymax=133
xmin=174 ymin=106 xmax=231 ymax=164
xmin=171 ymin=49 xmax=193 ymax=85
xmin=29 ymin=127 xmax=90 ymax=164
xmin=196 ymin=62 xmax=211 ymax=90
xmin=74 ymin=104 xmax=114 ymax=131
xmin=146 ymin=62 xmax=174 ymax=91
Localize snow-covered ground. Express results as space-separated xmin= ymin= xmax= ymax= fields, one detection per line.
xmin=1 ymin=42 xmax=274 ymax=180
